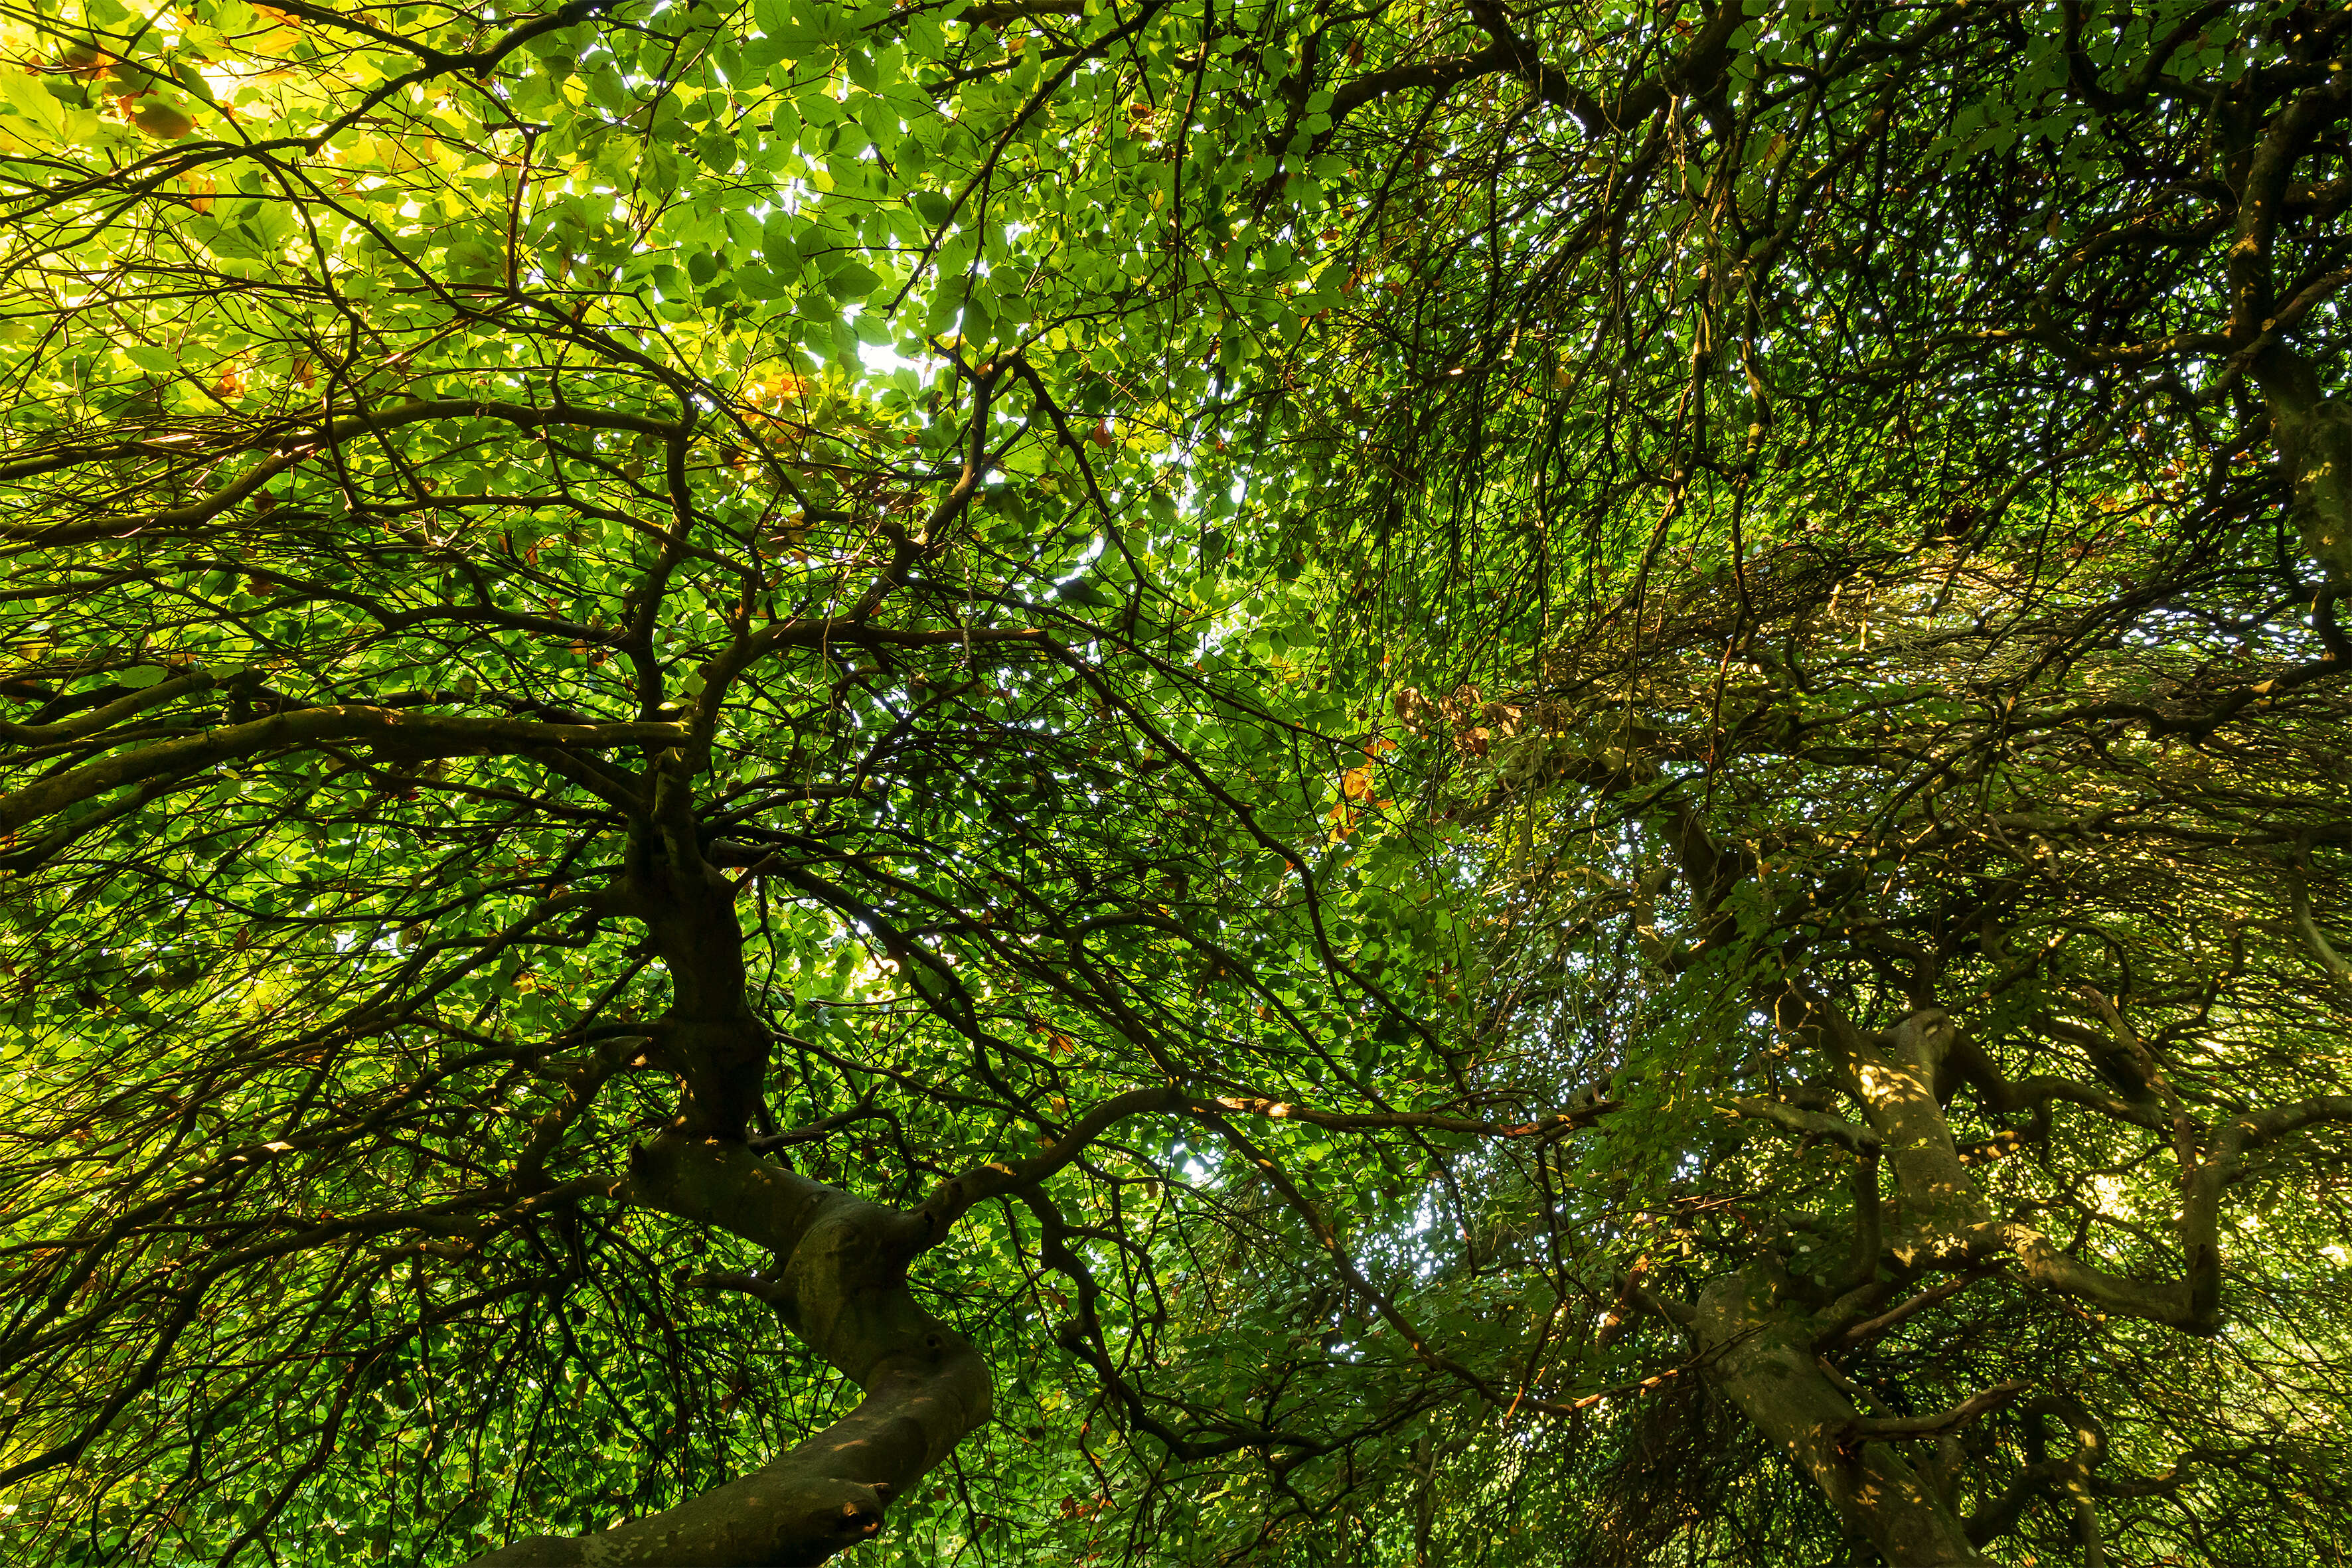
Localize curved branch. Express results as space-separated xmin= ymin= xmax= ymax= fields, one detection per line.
xmin=1842 ymin=1377 xmax=2027 ymax=1445
xmin=914 ymin=1083 xmax=1183 ymax=1235
xmin=0 ymin=707 xmax=682 ymax=836
xmin=1719 ymin=1094 xmax=1881 ymax=1154
xmin=2288 ymin=862 xmax=2352 ymax=987
xmin=0 ymin=398 xmax=688 ymax=547
xmin=471 ymin=1135 xmax=990 ymax=1567
xmin=1968 ymin=1393 xmax=2109 ymax=1548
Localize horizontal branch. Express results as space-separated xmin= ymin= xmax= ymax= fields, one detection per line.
xmin=1325 ymin=0 xmax=1743 ymax=138
xmin=0 ymin=706 xmax=683 ymax=837
xmin=1203 ymin=1084 xmax=1620 ymax=1138
xmin=1843 ymin=1378 xmax=2028 ymax=1445
xmin=1819 ymin=1271 xmax=1990 ymax=1350
xmin=1719 ymin=1095 xmax=1881 ymax=1154
xmin=0 ymin=666 xmax=232 ymax=745
xmin=908 ymin=1079 xmax=1624 ymax=1263
xmin=913 ymin=1085 xmax=1184 ymax=1236
xmin=958 ymin=0 xmax=1087 ymax=27
xmin=0 ymin=398 xmax=688 ymax=548
xmin=690 ymin=623 xmax=1052 ymax=736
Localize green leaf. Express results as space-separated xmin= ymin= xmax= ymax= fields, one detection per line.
xmin=824 ymin=260 xmax=882 ymax=299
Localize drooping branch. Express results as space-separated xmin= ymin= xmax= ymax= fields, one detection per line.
xmin=2289 ymin=860 xmax=2352 ymax=987
xmin=1719 ymin=1093 xmax=1881 ymax=1155
xmin=1683 ymin=1270 xmax=1986 ymax=1565
xmin=1819 ymin=1271 xmax=1990 ymax=1352
xmin=0 ymin=398 xmax=688 ymax=547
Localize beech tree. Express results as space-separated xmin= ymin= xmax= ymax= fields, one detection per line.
xmin=0 ymin=3 xmax=1375 ymax=1563
xmin=1269 ymin=0 xmax=2352 ymax=1557
xmin=1 ymin=0 xmax=2348 ymax=1564
xmin=1353 ymin=526 xmax=2352 ymax=1564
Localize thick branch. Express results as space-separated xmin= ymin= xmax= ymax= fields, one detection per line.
xmin=913 ymin=1084 xmax=1183 ymax=1235
xmin=1968 ymin=1395 xmax=2110 ymax=1548
xmin=469 ymin=1135 xmax=989 ymax=1567
xmin=0 ymin=398 xmax=688 ymax=546
xmin=1720 ymin=1094 xmax=1881 ymax=1155
xmin=1843 ymin=1378 xmax=2027 ymax=1445
xmin=0 ymin=707 xmax=682 ymax=837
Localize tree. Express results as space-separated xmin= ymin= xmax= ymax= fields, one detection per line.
xmin=3 ymin=0 xmax=2349 ymax=1563
xmin=0 ymin=2 xmax=1374 ymax=1561
xmin=1265 ymin=0 xmax=2352 ymax=1556
xmin=1364 ymin=512 xmax=2352 ymax=1565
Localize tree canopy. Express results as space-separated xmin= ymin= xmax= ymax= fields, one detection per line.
xmin=1 ymin=0 xmax=2349 ymax=1564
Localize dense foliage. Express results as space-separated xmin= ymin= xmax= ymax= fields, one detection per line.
xmin=1 ymin=0 xmax=2348 ymax=1563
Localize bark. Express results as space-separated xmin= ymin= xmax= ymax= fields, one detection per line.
xmin=1816 ymin=1007 xmax=2240 ymax=1332
xmin=461 ymin=734 xmax=1024 ymax=1565
xmin=1822 ymin=1008 xmax=1988 ymax=1265
xmin=2233 ymin=70 xmax=2352 ymax=584
xmin=621 ymin=755 xmax=773 ymax=1142
xmin=469 ymin=1138 xmax=990 ymax=1567
xmin=1687 ymin=1269 xmax=1984 ymax=1565
xmin=1551 ymin=714 xmax=2352 ymax=1558
xmin=2272 ymin=384 xmax=2352 ymax=588
xmin=0 ymin=707 xmax=684 ymax=838
xmin=1966 ymin=1394 xmax=2108 ymax=1552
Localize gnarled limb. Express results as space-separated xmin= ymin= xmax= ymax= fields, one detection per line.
xmin=1842 ymin=1378 xmax=2027 ymax=1445
xmin=468 ymin=1081 xmax=1217 ymax=1566
xmin=2174 ymin=1094 xmax=2352 ymax=1332
xmin=0 ymin=705 xmax=683 ymax=837
xmin=1818 ymin=1271 xmax=1990 ymax=1352
xmin=1968 ymin=1393 xmax=2109 ymax=1551
xmin=2231 ymin=66 xmax=2352 ymax=581
xmin=467 ymin=1137 xmax=990 ymax=1568
xmin=2288 ymin=856 xmax=2352 ymax=988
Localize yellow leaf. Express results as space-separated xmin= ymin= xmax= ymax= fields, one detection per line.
xmin=132 ymin=102 xmax=195 ymax=139
xmin=0 ymin=72 xmax=64 ymax=143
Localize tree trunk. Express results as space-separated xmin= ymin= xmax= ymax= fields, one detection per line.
xmin=1687 ymin=1270 xmax=1983 ymax=1567
xmin=2253 ymin=338 xmax=2352 ymax=587
xmin=2278 ymin=393 xmax=2352 ymax=588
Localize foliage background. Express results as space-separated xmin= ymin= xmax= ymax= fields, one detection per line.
xmin=1 ymin=0 xmax=2349 ymax=1562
